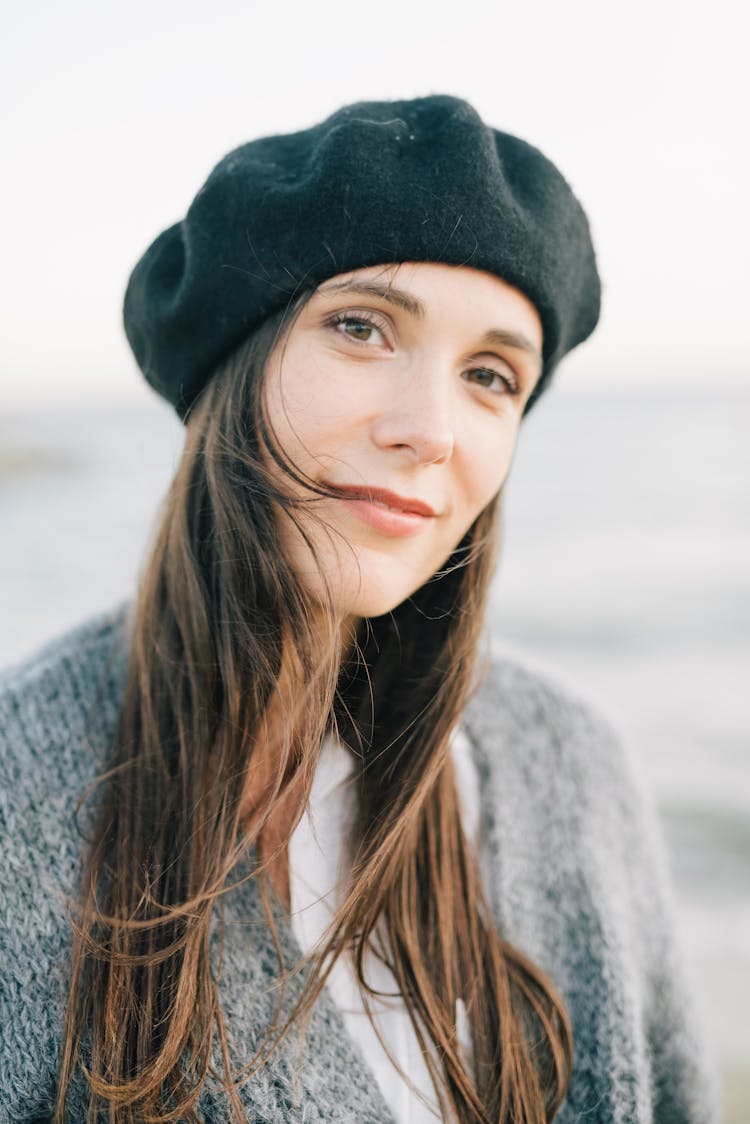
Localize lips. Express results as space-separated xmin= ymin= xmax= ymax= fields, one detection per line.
xmin=323 ymin=481 xmax=438 ymax=539
xmin=324 ymin=483 xmax=437 ymax=517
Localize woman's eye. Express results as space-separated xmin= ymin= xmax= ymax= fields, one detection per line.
xmin=465 ymin=367 xmax=518 ymax=395
xmin=328 ymin=313 xmax=385 ymax=345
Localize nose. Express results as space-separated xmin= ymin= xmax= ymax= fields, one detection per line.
xmin=369 ymin=365 xmax=455 ymax=466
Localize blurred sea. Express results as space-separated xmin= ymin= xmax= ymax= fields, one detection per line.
xmin=1 ymin=387 xmax=748 ymax=1118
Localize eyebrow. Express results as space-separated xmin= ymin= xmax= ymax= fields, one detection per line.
xmin=318 ymin=279 xmax=424 ymax=319
xmin=316 ymin=278 xmax=543 ymax=374
xmin=478 ymin=328 xmax=543 ymax=374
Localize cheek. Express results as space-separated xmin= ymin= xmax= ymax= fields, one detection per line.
xmin=460 ymin=420 xmax=518 ymax=522
xmin=265 ymin=360 xmax=355 ymax=470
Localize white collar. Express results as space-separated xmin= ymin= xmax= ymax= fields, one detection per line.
xmin=310 ymin=733 xmax=359 ymax=806
xmin=307 ymin=724 xmax=478 ymax=836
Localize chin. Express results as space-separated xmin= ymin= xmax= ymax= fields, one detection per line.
xmin=283 ymin=528 xmax=440 ymax=622
xmin=349 ymin=593 xmax=410 ymax=620
xmin=331 ymin=582 xmax=415 ymax=621
xmin=304 ymin=560 xmax=430 ymax=622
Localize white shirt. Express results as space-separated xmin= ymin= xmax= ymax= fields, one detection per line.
xmin=288 ymin=727 xmax=483 ymax=1122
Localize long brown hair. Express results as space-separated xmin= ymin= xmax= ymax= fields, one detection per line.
xmin=57 ymin=297 xmax=573 ymax=1123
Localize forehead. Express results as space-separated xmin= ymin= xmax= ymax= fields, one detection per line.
xmin=315 ymin=261 xmax=544 ymax=348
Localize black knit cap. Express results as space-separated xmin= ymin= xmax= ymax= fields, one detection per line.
xmin=124 ymin=95 xmax=601 ymax=420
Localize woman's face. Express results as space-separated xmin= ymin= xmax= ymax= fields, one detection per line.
xmin=263 ymin=262 xmax=543 ymax=622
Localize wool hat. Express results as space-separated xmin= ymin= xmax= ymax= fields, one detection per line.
xmin=123 ymin=95 xmax=601 ymax=420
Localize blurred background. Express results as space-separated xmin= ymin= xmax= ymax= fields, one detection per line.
xmin=2 ymin=0 xmax=748 ymax=1117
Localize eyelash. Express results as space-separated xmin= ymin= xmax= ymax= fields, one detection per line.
xmin=326 ymin=310 xmax=388 ymax=346
xmin=324 ymin=309 xmax=520 ymax=396
xmin=464 ymin=366 xmax=519 ymax=396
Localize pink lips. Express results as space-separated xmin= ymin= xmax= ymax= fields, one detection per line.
xmin=325 ymin=483 xmax=438 ymax=537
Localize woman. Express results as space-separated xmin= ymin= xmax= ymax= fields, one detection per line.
xmin=0 ymin=96 xmax=717 ymax=1122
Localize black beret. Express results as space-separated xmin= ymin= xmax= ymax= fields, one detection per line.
xmin=123 ymin=95 xmax=601 ymax=420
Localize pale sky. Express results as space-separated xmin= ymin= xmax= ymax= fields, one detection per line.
xmin=2 ymin=0 xmax=747 ymax=408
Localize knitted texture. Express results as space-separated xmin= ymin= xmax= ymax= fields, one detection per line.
xmin=123 ymin=95 xmax=601 ymax=422
xmin=0 ymin=605 xmax=719 ymax=1122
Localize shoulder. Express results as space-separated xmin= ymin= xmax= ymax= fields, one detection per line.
xmin=463 ymin=648 xmax=638 ymax=824
xmin=0 ymin=598 xmax=132 ymax=695
xmin=0 ymin=598 xmax=132 ymax=897
xmin=463 ymin=647 xmax=673 ymax=930
xmin=466 ymin=646 xmax=616 ymax=739
xmin=0 ymin=595 xmax=133 ymax=866
xmin=0 ymin=600 xmax=132 ymax=784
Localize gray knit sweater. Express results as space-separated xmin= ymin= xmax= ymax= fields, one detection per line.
xmin=0 ymin=603 xmax=719 ymax=1123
